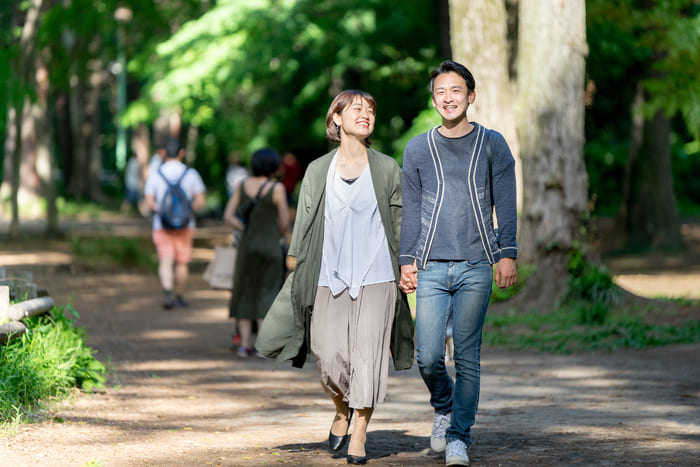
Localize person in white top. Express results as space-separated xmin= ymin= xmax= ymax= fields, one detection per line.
xmin=144 ymin=137 xmax=206 ymax=309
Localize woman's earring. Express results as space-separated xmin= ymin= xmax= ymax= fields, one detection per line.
xmin=336 ymin=123 xmax=341 ymax=139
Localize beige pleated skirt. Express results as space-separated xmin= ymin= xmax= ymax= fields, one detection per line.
xmin=310 ymin=281 xmax=396 ymax=409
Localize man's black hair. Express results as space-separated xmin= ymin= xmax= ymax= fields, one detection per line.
xmin=164 ymin=136 xmax=183 ymax=159
xmin=429 ymin=60 xmax=476 ymax=95
xmin=251 ymin=148 xmax=281 ymax=177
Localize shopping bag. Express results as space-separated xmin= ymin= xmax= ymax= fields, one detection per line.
xmin=203 ymin=245 xmax=236 ymax=289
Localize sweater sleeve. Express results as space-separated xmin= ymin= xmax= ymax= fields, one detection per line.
xmin=399 ymin=139 xmax=422 ymax=266
xmin=489 ymin=131 xmax=518 ymax=259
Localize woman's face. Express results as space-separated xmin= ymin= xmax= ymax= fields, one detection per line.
xmin=333 ymin=97 xmax=375 ymax=142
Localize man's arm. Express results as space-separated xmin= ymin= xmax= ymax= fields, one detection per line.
xmin=399 ymin=143 xmax=422 ymax=267
xmin=490 ymin=132 xmax=518 ymax=259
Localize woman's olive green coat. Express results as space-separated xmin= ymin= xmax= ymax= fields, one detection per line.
xmin=255 ymin=148 xmax=415 ymax=370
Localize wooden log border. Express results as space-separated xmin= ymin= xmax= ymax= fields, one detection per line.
xmin=0 ymin=296 xmax=56 ymax=345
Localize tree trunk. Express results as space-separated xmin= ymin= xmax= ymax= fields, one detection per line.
xmin=6 ymin=0 xmax=44 ymax=237
xmin=618 ymin=81 xmax=682 ymax=250
xmin=516 ymin=0 xmax=588 ymax=305
xmin=439 ymin=0 xmax=452 ymax=58
xmin=35 ymin=61 xmax=59 ymax=234
xmin=66 ymin=67 xmax=87 ymax=198
xmin=449 ymin=0 xmax=522 ymax=211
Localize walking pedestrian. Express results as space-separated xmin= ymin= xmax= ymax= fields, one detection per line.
xmin=255 ymin=90 xmax=415 ymax=465
xmin=399 ymin=60 xmax=518 ymax=466
xmin=224 ymin=148 xmax=290 ymax=357
xmin=144 ymin=137 xmax=207 ymax=309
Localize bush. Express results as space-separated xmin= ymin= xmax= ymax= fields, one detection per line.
xmin=0 ymin=305 xmax=106 ymax=422
xmin=71 ymin=234 xmax=157 ymax=271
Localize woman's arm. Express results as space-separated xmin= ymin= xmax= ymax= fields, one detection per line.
xmin=273 ymin=182 xmax=291 ymax=237
xmin=222 ymin=183 xmax=245 ymax=232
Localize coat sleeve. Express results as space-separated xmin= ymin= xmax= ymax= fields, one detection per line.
xmin=389 ymin=161 xmax=403 ymax=253
xmin=287 ymin=171 xmax=313 ymax=258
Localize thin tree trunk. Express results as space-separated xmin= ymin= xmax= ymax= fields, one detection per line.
xmin=516 ymin=0 xmax=588 ymax=306
xmin=35 ymin=61 xmax=58 ymax=234
xmin=66 ymin=70 xmax=87 ymax=198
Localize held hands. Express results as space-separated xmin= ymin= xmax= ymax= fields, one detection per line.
xmin=494 ymin=257 xmax=517 ymax=289
xmin=399 ymin=263 xmax=418 ymax=294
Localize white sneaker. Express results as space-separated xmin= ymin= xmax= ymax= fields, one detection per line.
xmin=445 ymin=439 xmax=470 ymax=466
xmin=430 ymin=412 xmax=451 ymax=453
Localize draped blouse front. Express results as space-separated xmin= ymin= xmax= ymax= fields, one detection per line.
xmin=318 ymin=152 xmax=395 ymax=299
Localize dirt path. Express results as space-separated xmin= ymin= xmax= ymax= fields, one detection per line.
xmin=1 ymin=218 xmax=699 ymax=466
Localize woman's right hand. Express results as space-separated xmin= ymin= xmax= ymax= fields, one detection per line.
xmin=286 ymin=255 xmax=297 ymax=271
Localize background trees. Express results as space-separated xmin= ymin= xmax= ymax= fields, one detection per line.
xmin=1 ymin=0 xmax=698 ymax=304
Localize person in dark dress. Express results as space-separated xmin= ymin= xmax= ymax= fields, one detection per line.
xmin=223 ymin=148 xmax=290 ymax=357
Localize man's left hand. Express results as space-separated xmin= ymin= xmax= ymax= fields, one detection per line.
xmin=494 ymin=257 xmax=517 ymax=289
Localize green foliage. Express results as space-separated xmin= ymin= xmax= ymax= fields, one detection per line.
xmin=585 ymin=0 xmax=700 ymax=215
xmin=566 ymin=247 xmax=618 ymax=307
xmin=70 ymin=234 xmax=157 ymax=271
xmin=392 ymin=105 xmax=439 ymax=163
xmin=0 ymin=305 xmax=107 ymax=422
xmin=125 ymin=0 xmax=440 ymax=169
xmin=483 ymin=305 xmax=700 ymax=353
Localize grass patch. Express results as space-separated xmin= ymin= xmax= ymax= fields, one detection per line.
xmin=71 ymin=234 xmax=157 ymax=271
xmin=484 ymin=302 xmax=700 ymax=352
xmin=0 ymin=305 xmax=107 ymax=423
xmin=484 ymin=249 xmax=700 ymax=352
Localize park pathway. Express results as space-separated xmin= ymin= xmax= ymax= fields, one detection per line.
xmin=1 ymin=216 xmax=699 ymax=466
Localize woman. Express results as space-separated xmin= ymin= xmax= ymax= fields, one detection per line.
xmin=224 ymin=148 xmax=290 ymax=357
xmin=256 ymin=90 xmax=415 ymax=464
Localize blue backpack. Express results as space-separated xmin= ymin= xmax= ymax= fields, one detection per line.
xmin=158 ymin=167 xmax=192 ymax=230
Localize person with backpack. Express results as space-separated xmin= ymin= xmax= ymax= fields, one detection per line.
xmin=144 ymin=137 xmax=206 ymax=309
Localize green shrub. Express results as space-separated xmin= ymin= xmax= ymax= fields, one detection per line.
xmin=0 ymin=305 xmax=106 ymax=422
xmin=71 ymin=234 xmax=157 ymax=271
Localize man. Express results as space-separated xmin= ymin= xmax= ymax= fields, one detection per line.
xmin=144 ymin=137 xmax=206 ymax=309
xmin=399 ymin=60 xmax=518 ymax=466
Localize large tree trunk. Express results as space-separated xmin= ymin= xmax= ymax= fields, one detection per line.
xmin=516 ymin=0 xmax=588 ymax=306
xmin=618 ymin=80 xmax=682 ymax=250
xmin=449 ymin=0 xmax=522 ymax=211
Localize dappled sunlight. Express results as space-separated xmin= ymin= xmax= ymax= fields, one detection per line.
xmin=1 ymin=250 xmax=72 ymax=266
xmin=615 ymin=273 xmax=700 ymax=299
xmin=138 ymin=329 xmax=198 ymax=340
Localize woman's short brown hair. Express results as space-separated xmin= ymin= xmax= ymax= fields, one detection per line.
xmin=325 ymin=89 xmax=377 ymax=146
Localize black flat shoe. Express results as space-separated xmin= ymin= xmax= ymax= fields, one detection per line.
xmin=347 ymin=454 xmax=368 ymax=465
xmin=328 ymin=408 xmax=354 ymax=452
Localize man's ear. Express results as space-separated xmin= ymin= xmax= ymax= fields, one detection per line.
xmin=468 ymin=91 xmax=476 ymax=104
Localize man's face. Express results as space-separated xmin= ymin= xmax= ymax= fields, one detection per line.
xmin=431 ymin=71 xmax=475 ymax=124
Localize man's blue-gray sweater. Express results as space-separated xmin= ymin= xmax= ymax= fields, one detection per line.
xmin=399 ymin=123 xmax=517 ymax=269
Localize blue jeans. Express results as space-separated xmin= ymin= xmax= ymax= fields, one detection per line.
xmin=415 ymin=260 xmax=492 ymax=447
